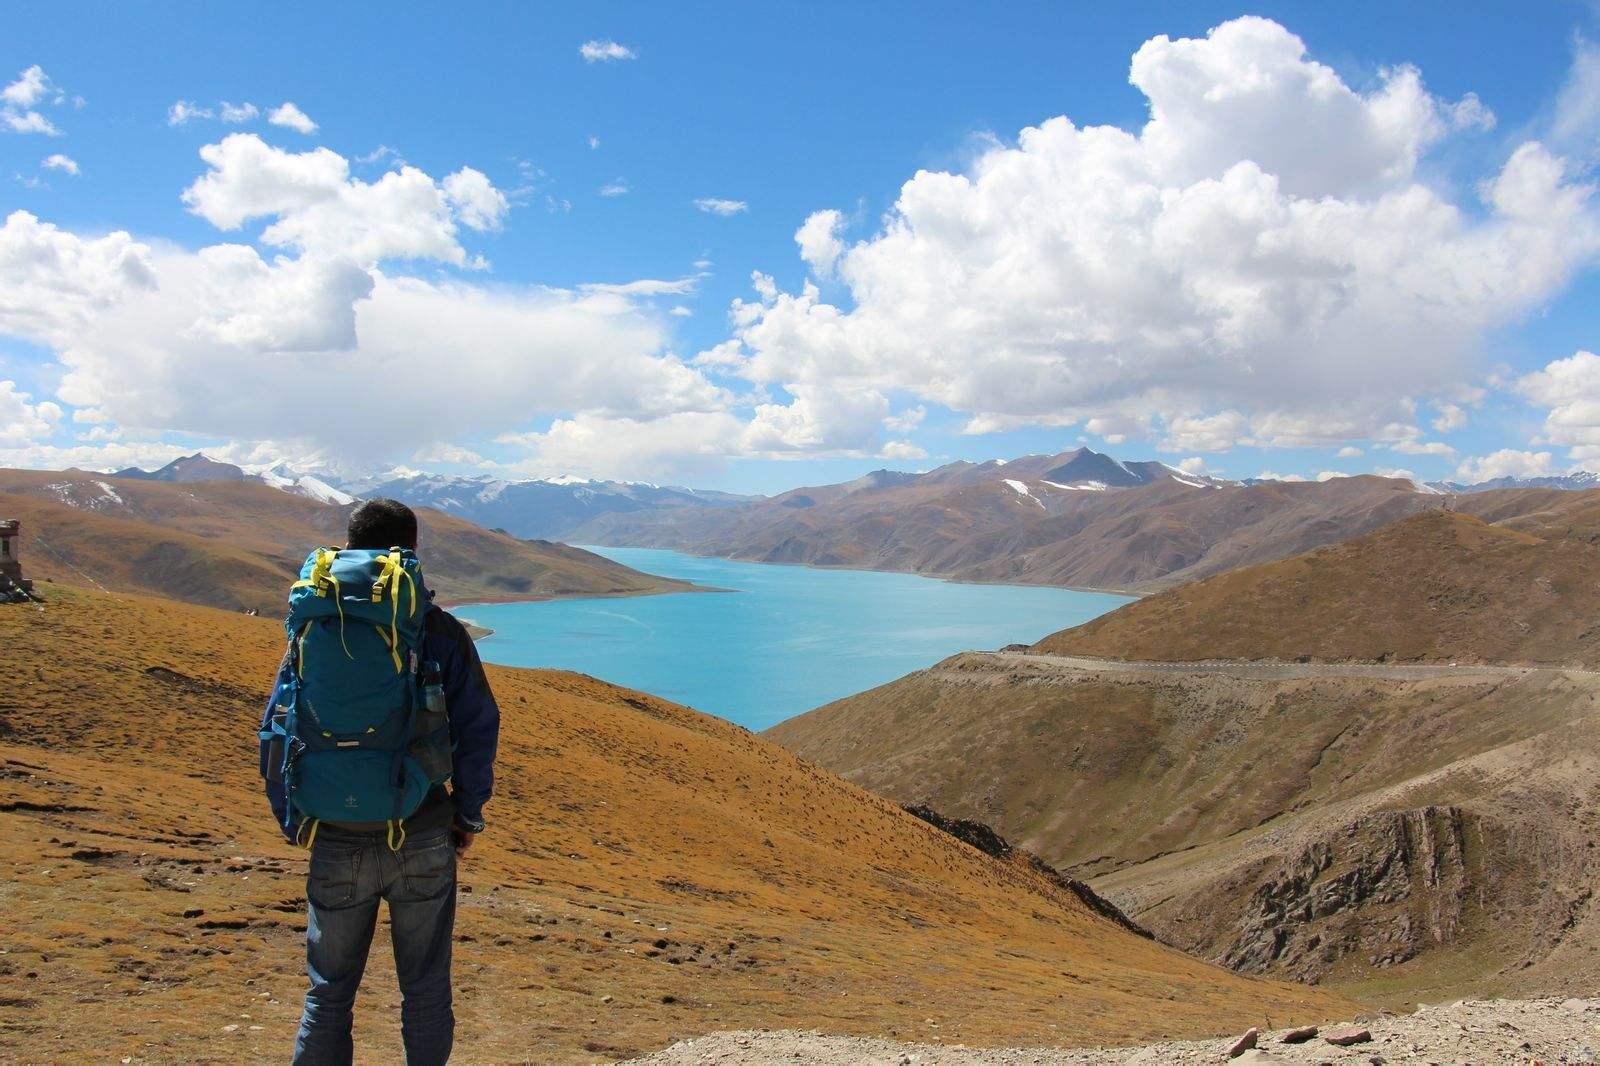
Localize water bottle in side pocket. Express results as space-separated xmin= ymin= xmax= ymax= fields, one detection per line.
xmin=409 ymin=661 xmax=454 ymax=782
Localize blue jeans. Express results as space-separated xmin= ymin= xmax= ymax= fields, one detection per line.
xmin=293 ymin=826 xmax=457 ymax=1065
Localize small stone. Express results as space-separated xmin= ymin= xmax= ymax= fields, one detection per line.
xmin=1229 ymin=1028 xmax=1259 ymax=1057
xmin=221 ymin=1024 xmax=240 ymax=1033
xmin=601 ymin=995 xmax=613 ymax=1004
xmin=1280 ymin=1025 xmax=1318 ymax=1044
xmin=1323 ymin=1025 xmax=1372 ymax=1046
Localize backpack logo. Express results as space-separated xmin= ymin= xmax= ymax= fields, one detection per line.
xmin=344 ymin=794 xmax=359 ymax=809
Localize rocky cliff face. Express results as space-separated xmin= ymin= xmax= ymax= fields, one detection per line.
xmin=1130 ymin=803 xmax=1592 ymax=989
xmin=1214 ymin=807 xmax=1472 ymax=979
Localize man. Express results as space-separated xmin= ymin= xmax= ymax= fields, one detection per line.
xmin=259 ymin=498 xmax=501 ymax=1065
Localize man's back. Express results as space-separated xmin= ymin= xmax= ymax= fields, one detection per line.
xmin=259 ymin=499 xmax=501 ymax=1065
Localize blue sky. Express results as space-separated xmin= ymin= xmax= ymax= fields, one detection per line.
xmin=2 ymin=2 xmax=1598 ymax=493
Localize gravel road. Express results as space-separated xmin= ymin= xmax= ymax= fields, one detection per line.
xmin=995 ymin=650 xmax=1596 ymax=682
xmin=628 ymin=997 xmax=1599 ymax=1064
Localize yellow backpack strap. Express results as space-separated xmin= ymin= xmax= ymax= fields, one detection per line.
xmin=291 ymin=549 xmax=352 ymax=659
xmin=386 ymin=818 xmax=406 ymax=852
xmin=295 ymin=816 xmax=320 ymax=851
xmin=370 ymin=549 xmax=416 ymax=672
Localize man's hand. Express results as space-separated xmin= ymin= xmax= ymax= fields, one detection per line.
xmin=450 ymin=823 xmax=478 ymax=858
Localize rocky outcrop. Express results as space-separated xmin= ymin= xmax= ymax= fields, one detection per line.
xmin=1163 ymin=806 xmax=1479 ymax=982
xmin=903 ymin=804 xmax=1153 ymax=939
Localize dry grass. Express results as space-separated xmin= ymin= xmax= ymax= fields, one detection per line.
xmin=1036 ymin=508 xmax=1600 ymax=666
xmin=0 ymin=583 xmax=1348 ymax=1062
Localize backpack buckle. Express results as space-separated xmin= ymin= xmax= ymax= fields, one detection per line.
xmin=370 ymin=581 xmax=385 ymax=603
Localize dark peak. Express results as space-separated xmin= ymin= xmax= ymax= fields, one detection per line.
xmin=1040 ymin=448 xmax=1148 ymax=488
xmin=114 ymin=453 xmax=246 ymax=484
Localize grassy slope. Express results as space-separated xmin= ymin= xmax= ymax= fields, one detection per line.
xmin=0 ymin=585 xmax=1346 ymax=1062
xmin=767 ymin=500 xmax=1600 ymax=1003
xmin=767 ymin=654 xmax=1600 ymax=1005
xmin=1033 ymin=508 xmax=1600 ymax=666
xmin=0 ymin=468 xmax=696 ymax=614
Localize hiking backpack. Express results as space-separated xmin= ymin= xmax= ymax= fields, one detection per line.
xmin=260 ymin=547 xmax=454 ymax=849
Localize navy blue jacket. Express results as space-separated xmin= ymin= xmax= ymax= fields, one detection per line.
xmin=260 ymin=602 xmax=501 ymax=837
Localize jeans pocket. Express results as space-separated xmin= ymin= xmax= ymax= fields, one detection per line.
xmin=397 ymin=838 xmax=455 ymax=903
xmin=307 ymin=846 xmax=361 ymax=908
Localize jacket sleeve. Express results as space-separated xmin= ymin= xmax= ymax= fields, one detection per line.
xmin=260 ymin=652 xmax=295 ymax=841
xmin=433 ymin=610 xmax=501 ymax=827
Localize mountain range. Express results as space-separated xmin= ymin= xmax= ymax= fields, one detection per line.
xmin=350 ymin=469 xmax=755 ymax=541
xmin=109 ymin=452 xmax=1600 ymax=598
xmin=0 ymin=468 xmax=695 ymax=613
xmin=114 ymin=452 xmax=358 ymax=506
xmin=566 ymin=450 xmax=1452 ymax=592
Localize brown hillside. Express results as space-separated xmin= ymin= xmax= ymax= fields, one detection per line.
xmin=766 ymin=653 xmax=1600 ymax=1005
xmin=0 ymin=468 xmax=695 ymax=613
xmin=1034 ymin=506 xmax=1600 ymax=666
xmin=0 ymin=587 xmax=1346 ymax=1062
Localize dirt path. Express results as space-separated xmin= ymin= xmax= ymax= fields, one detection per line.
xmin=996 ymin=650 xmax=1598 ymax=682
xmin=629 ymin=997 xmax=1599 ymax=1064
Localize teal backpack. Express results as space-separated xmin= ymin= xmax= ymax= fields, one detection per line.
xmin=260 ymin=547 xmax=454 ymax=850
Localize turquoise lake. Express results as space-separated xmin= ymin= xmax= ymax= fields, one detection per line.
xmin=458 ymin=547 xmax=1134 ymax=731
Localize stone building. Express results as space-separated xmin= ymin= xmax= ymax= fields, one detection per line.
xmin=0 ymin=519 xmax=34 ymax=601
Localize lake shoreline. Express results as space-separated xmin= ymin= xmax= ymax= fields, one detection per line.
xmin=571 ymin=542 xmax=1151 ymax=599
xmin=457 ymin=547 xmax=1134 ymax=730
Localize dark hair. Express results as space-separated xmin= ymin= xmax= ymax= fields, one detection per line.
xmin=346 ymin=498 xmax=419 ymax=551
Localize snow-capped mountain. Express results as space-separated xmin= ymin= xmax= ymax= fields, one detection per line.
xmin=112 ymin=453 xmax=355 ymax=506
xmin=1428 ymin=471 xmax=1600 ymax=494
xmin=354 ymin=471 xmax=756 ymax=541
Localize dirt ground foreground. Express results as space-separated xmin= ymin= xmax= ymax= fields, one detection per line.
xmin=631 ymin=997 xmax=1600 ymax=1064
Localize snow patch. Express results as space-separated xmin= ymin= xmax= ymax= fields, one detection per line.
xmin=1003 ymin=479 xmax=1045 ymax=508
xmin=293 ymin=476 xmax=355 ymax=506
xmin=1042 ymin=479 xmax=1108 ymax=491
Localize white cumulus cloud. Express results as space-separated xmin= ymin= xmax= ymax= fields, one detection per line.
xmin=1453 ymin=449 xmax=1555 ymax=483
xmin=168 ymin=100 xmax=213 ymax=126
xmin=796 ymin=209 xmax=846 ymax=276
xmin=694 ymin=197 xmax=747 ymax=216
xmin=0 ymin=379 xmax=62 ymax=445
xmin=580 ymin=40 xmax=637 ymax=63
xmin=41 ymin=153 xmax=78 ymax=175
xmin=442 ymin=167 xmax=509 ymax=232
xmin=181 ymin=134 xmax=508 ymax=267
xmin=268 ymin=102 xmax=318 ymax=135
xmin=1516 ymin=350 xmax=1600 ymax=463
xmin=706 ymin=17 xmax=1600 ymax=462
xmin=4 ymin=65 xmax=63 ymax=135
xmin=1 ymin=138 xmax=732 ymax=471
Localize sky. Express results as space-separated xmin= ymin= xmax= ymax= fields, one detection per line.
xmin=2 ymin=2 xmax=1599 ymax=494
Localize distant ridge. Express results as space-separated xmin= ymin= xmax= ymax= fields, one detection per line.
xmin=356 ymin=469 xmax=757 ymax=541
xmin=0 ymin=467 xmax=696 ymax=612
xmin=113 ymin=452 xmax=356 ymax=506
xmin=569 ymin=448 xmax=1474 ymax=593
xmin=1428 ymin=470 xmax=1600 ymax=493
